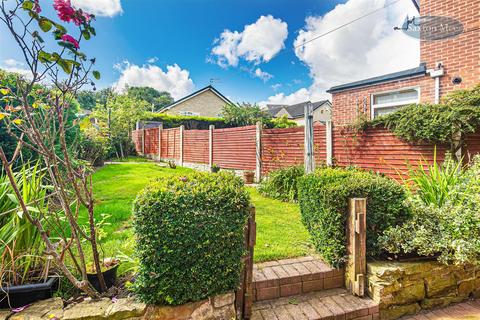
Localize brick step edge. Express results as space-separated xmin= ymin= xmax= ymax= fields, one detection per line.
xmin=252 ymin=289 xmax=379 ymax=320
xmin=254 ymin=270 xmax=344 ymax=301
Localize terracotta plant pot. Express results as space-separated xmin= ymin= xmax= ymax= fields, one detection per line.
xmin=243 ymin=171 xmax=255 ymax=184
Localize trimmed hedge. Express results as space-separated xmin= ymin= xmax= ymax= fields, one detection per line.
xmin=298 ymin=168 xmax=410 ymax=267
xmin=258 ymin=166 xmax=304 ymax=202
xmin=142 ymin=112 xmax=230 ymax=129
xmin=133 ymin=172 xmax=250 ymax=305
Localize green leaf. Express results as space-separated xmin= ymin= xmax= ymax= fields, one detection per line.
xmin=58 ymin=41 xmax=76 ymax=51
xmin=38 ymin=18 xmax=53 ymax=32
xmin=38 ymin=51 xmax=52 ymax=63
xmin=57 ymin=59 xmax=73 ymax=74
xmin=92 ymin=70 xmax=101 ymax=80
xmin=22 ymin=1 xmax=34 ymax=10
xmin=82 ymin=30 xmax=91 ymax=40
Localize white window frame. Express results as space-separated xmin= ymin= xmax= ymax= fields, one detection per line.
xmin=370 ymin=86 xmax=420 ymax=119
xmin=179 ymin=111 xmax=200 ymax=116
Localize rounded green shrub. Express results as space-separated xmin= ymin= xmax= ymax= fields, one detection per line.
xmin=298 ymin=167 xmax=410 ymax=267
xmin=133 ymin=171 xmax=251 ymax=305
xmin=258 ymin=166 xmax=304 ymax=202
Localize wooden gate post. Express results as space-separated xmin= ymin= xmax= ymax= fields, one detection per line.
xmin=236 ymin=206 xmax=256 ymax=319
xmin=346 ymin=198 xmax=366 ymax=297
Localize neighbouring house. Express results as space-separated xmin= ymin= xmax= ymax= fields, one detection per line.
xmin=160 ymin=85 xmax=232 ymax=117
xmin=327 ymin=0 xmax=480 ymax=126
xmin=266 ymin=100 xmax=332 ymax=126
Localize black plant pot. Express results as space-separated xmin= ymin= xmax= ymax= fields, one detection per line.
xmin=87 ymin=264 xmax=119 ymax=293
xmin=0 ymin=277 xmax=59 ymax=309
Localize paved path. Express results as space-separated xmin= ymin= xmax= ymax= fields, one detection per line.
xmin=407 ymin=300 xmax=480 ymax=319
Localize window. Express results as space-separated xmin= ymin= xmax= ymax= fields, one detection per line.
xmin=371 ymin=88 xmax=419 ymax=119
xmin=179 ymin=111 xmax=199 ymax=116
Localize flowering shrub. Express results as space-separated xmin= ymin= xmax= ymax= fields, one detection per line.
xmin=380 ymin=156 xmax=480 ymax=265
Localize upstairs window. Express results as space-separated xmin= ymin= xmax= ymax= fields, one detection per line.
xmin=179 ymin=111 xmax=200 ymax=116
xmin=371 ymin=88 xmax=419 ymax=119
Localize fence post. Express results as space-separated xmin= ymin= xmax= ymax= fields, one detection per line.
xmin=304 ymin=102 xmax=315 ymax=173
xmin=209 ymin=125 xmax=215 ymax=169
xmin=158 ymin=123 xmax=163 ymax=161
xmin=179 ymin=125 xmax=184 ymax=166
xmin=255 ymin=122 xmax=262 ymax=183
xmin=236 ymin=206 xmax=256 ymax=319
xmin=346 ymin=198 xmax=367 ymax=297
xmin=141 ymin=123 xmax=145 ymax=155
xmin=326 ymin=120 xmax=333 ymax=166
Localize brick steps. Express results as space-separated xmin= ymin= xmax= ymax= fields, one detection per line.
xmin=253 ymin=256 xmax=344 ymax=302
xmin=251 ymin=288 xmax=379 ymax=320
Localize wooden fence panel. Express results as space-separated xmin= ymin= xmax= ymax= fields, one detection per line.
xmin=183 ymin=129 xmax=209 ymax=164
xmin=144 ymin=128 xmax=159 ymax=155
xmin=261 ymin=126 xmax=304 ymax=174
xmin=161 ymin=128 xmax=180 ymax=160
xmin=332 ymin=126 xmax=448 ymax=179
xmin=212 ymin=126 xmax=256 ymax=170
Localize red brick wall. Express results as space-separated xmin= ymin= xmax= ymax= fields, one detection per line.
xmin=331 ymin=0 xmax=480 ymax=126
xmin=331 ymin=76 xmax=434 ymax=126
xmin=183 ymin=129 xmax=209 ymax=164
xmin=420 ymin=0 xmax=480 ymax=93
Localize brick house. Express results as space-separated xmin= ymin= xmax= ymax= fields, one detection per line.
xmin=327 ymin=0 xmax=480 ymax=126
xmin=161 ymin=85 xmax=232 ymax=117
xmin=266 ymin=100 xmax=332 ymax=125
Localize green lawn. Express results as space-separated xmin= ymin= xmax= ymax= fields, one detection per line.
xmin=80 ymin=162 xmax=311 ymax=273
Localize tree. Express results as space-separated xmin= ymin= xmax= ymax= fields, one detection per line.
xmin=0 ymin=0 xmax=107 ymax=296
xmin=93 ymin=94 xmax=149 ymax=158
xmin=76 ymin=90 xmax=96 ymax=110
xmin=126 ymin=86 xmax=173 ymax=111
xmin=221 ymin=102 xmax=272 ymax=127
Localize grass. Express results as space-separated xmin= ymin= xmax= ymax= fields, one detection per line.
xmin=248 ymin=187 xmax=311 ymax=262
xmin=108 ymin=156 xmax=152 ymax=163
xmin=78 ymin=162 xmax=311 ymax=274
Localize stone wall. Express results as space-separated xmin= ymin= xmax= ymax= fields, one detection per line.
xmin=0 ymin=292 xmax=236 ymax=320
xmin=367 ymin=261 xmax=480 ymax=320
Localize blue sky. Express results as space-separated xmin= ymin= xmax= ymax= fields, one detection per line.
xmin=0 ymin=0 xmax=419 ymax=104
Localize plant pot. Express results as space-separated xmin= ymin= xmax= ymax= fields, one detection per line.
xmin=243 ymin=171 xmax=255 ymax=184
xmin=0 ymin=277 xmax=59 ymax=309
xmin=87 ymin=264 xmax=119 ymax=293
xmin=211 ymin=167 xmax=220 ymax=173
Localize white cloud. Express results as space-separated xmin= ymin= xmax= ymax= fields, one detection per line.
xmin=262 ymin=0 xmax=419 ymax=105
xmin=147 ymin=57 xmax=159 ymax=64
xmin=211 ymin=15 xmax=288 ymax=68
xmin=0 ymin=59 xmax=32 ymax=78
xmin=72 ymin=0 xmax=122 ymax=17
xmin=114 ymin=61 xmax=195 ymax=100
xmin=254 ymin=68 xmax=273 ymax=82
xmin=271 ymin=83 xmax=282 ymax=91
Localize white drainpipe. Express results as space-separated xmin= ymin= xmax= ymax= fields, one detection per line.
xmin=427 ymin=63 xmax=444 ymax=104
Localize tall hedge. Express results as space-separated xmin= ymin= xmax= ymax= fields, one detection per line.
xmin=133 ymin=172 xmax=250 ymax=305
xmin=298 ymin=168 xmax=410 ymax=267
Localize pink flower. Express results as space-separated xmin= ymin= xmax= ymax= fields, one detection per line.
xmin=33 ymin=0 xmax=41 ymax=13
xmin=61 ymin=34 xmax=79 ymax=49
xmin=53 ymin=0 xmax=75 ymax=23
